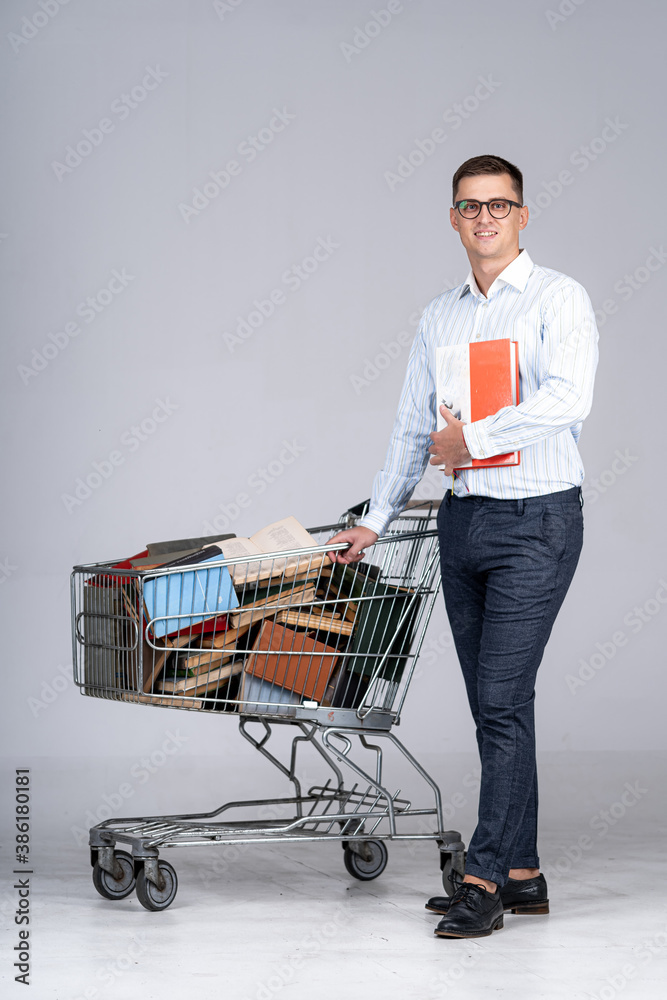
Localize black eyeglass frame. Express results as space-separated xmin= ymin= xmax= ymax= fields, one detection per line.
xmin=453 ymin=199 xmax=523 ymax=219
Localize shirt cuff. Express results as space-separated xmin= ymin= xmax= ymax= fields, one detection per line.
xmin=462 ymin=421 xmax=493 ymax=461
xmin=357 ymin=511 xmax=391 ymax=538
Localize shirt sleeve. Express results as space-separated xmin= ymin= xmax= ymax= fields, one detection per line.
xmin=358 ymin=316 xmax=437 ymax=537
xmin=463 ymin=281 xmax=599 ymax=459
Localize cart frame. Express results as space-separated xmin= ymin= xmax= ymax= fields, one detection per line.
xmin=71 ymin=501 xmax=466 ymax=909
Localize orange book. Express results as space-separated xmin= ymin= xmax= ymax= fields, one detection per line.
xmin=436 ymin=338 xmax=520 ymax=469
xmin=245 ymin=622 xmax=338 ymax=703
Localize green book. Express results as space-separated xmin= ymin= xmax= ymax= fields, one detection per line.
xmin=344 ymin=585 xmax=420 ymax=682
xmin=324 ymin=562 xmax=420 ymax=683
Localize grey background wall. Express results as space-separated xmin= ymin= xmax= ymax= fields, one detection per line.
xmin=2 ymin=0 xmax=666 ymax=799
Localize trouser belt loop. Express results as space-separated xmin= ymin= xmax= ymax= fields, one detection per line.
xmin=446 ymin=489 xmax=452 ymax=507
xmin=579 ymin=487 xmax=584 ymax=509
xmin=517 ymin=497 xmax=525 ymax=515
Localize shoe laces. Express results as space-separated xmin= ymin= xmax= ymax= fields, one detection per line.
xmin=449 ymin=882 xmax=489 ymax=911
xmin=449 ymin=869 xmax=463 ymax=891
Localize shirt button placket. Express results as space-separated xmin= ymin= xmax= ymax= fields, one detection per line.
xmin=474 ymin=298 xmax=488 ymax=340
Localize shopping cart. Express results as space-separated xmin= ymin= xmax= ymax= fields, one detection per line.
xmin=71 ymin=500 xmax=465 ymax=911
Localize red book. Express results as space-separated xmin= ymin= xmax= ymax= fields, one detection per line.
xmin=85 ymin=549 xmax=151 ymax=587
xmin=436 ymin=338 xmax=520 ymax=470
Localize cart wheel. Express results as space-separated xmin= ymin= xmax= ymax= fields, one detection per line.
xmin=339 ymin=819 xmax=365 ymax=847
xmin=135 ymin=860 xmax=178 ymax=911
xmin=343 ymin=840 xmax=388 ymax=881
xmin=92 ymin=850 xmax=136 ymax=900
xmin=441 ymin=851 xmax=466 ymax=895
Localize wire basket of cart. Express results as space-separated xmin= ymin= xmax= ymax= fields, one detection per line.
xmin=71 ymin=500 xmax=465 ymax=910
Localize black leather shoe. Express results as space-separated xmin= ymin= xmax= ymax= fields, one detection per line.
xmin=427 ymin=872 xmax=549 ymax=916
xmin=434 ymin=882 xmax=504 ymax=938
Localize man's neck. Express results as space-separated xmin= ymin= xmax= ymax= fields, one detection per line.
xmin=470 ymin=249 xmax=521 ymax=298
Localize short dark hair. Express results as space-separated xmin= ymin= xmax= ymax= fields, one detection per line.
xmin=452 ymin=155 xmax=523 ymax=205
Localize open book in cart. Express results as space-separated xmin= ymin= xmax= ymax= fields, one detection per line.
xmin=139 ymin=516 xmax=328 ymax=640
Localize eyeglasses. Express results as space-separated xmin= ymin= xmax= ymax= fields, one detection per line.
xmin=454 ymin=199 xmax=523 ymax=219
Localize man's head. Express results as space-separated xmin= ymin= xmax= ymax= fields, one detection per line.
xmin=452 ymin=154 xmax=523 ymax=205
xmin=450 ymin=155 xmax=528 ymax=274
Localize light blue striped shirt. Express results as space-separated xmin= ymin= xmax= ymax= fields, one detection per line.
xmin=360 ymin=250 xmax=599 ymax=537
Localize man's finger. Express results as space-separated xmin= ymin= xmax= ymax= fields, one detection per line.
xmin=328 ymin=545 xmax=350 ymax=562
xmin=328 ymin=540 xmax=360 ymax=563
xmin=331 ymin=549 xmax=362 ymax=565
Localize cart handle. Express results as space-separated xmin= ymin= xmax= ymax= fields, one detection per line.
xmin=74 ymin=610 xmax=139 ymax=651
xmin=72 ymin=532 xmax=437 ymax=577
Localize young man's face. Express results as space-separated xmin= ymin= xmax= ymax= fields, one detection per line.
xmin=449 ymin=172 xmax=529 ymax=269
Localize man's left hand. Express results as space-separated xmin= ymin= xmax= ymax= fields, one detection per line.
xmin=429 ymin=405 xmax=471 ymax=475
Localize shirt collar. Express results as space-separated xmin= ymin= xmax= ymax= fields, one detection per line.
xmin=460 ymin=249 xmax=533 ymax=300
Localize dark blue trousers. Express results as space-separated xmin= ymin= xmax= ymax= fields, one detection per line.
xmin=437 ymin=486 xmax=583 ymax=886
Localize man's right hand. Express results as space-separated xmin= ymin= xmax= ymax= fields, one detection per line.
xmin=326 ymin=526 xmax=379 ymax=564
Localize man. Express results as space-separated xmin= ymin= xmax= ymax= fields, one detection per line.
xmin=327 ymin=154 xmax=598 ymax=938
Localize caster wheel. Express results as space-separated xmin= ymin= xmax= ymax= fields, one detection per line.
xmin=135 ymin=860 xmax=178 ymax=911
xmin=92 ymin=850 xmax=136 ymax=900
xmin=441 ymin=851 xmax=466 ymax=895
xmin=343 ymin=840 xmax=388 ymax=881
xmin=339 ymin=819 xmax=364 ymax=846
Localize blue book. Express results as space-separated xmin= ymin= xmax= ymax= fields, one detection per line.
xmin=143 ymin=551 xmax=239 ymax=639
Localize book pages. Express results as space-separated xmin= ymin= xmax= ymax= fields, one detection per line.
xmin=222 ymin=516 xmax=324 ymax=585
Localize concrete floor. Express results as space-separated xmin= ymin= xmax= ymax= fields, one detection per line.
xmin=2 ymin=753 xmax=666 ymax=999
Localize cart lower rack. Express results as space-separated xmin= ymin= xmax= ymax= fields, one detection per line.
xmin=71 ymin=500 xmax=465 ymax=910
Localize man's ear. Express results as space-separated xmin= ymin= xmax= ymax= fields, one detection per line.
xmin=450 ymin=207 xmax=460 ymax=232
xmin=519 ymin=205 xmax=529 ymax=230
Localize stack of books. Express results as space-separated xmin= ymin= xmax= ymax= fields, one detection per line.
xmin=83 ymin=516 xmax=421 ymax=715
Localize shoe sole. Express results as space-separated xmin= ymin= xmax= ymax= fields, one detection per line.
xmin=434 ymin=915 xmax=504 ymax=938
xmin=510 ymin=901 xmax=549 ymax=915
xmin=426 ymin=899 xmax=549 ymax=916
